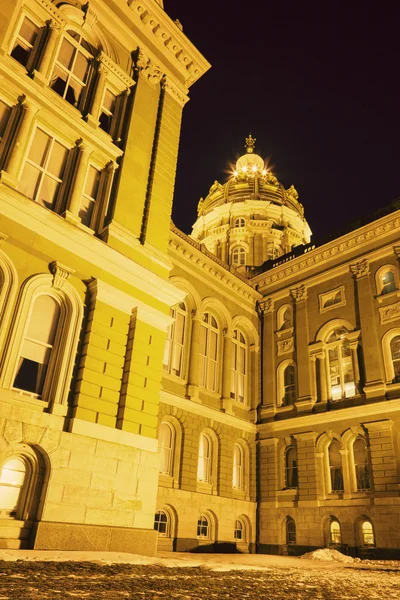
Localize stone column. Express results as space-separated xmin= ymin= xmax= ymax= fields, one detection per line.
xmin=310 ymin=355 xmax=317 ymax=403
xmin=3 ymin=101 xmax=38 ymax=184
xmin=220 ymin=240 xmax=228 ymax=263
xmin=258 ymin=437 xmax=279 ymax=503
xmin=291 ymin=285 xmax=312 ymax=410
xmin=317 ymin=351 xmax=329 ymax=403
xmin=293 ymin=431 xmax=319 ymax=506
xmin=35 ymin=21 xmax=63 ymax=82
xmin=341 ymin=449 xmax=352 ymax=500
xmin=350 ymin=259 xmax=385 ymax=398
xmin=249 ymin=342 xmax=259 ymax=420
xmin=186 ymin=310 xmax=203 ymax=401
xmin=220 ymin=328 xmax=233 ymax=413
xmin=258 ymin=298 xmax=275 ymax=419
xmin=64 ymin=141 xmax=92 ymax=224
xmin=349 ymin=341 xmax=361 ymax=394
xmin=86 ymin=64 xmax=108 ymax=127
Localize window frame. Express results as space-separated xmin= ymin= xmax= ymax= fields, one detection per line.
xmin=198 ymin=312 xmax=219 ymax=392
xmin=233 ymin=217 xmax=245 ymax=228
xmin=197 ymin=433 xmax=212 ymax=484
xmin=277 ymin=304 xmax=293 ymax=331
xmin=230 ymin=329 xmax=248 ymax=403
xmin=231 ymin=246 xmax=246 ymax=266
xmin=352 ymin=437 xmax=372 ymax=492
xmin=328 ymin=440 xmax=344 ymax=493
xmin=9 ymin=12 xmax=43 ymax=73
xmin=329 ymin=518 xmax=342 ymax=545
xmin=197 ymin=514 xmax=210 ymax=540
xmin=232 ymin=443 xmax=243 ymax=490
xmin=284 ymin=446 xmax=298 ymax=489
xmin=375 ymin=264 xmax=399 ymax=296
xmin=158 ymin=422 xmax=174 ymax=477
xmin=286 ymin=517 xmax=296 ymax=545
xmin=382 ymin=329 xmax=400 ymax=384
xmin=318 ymin=285 xmax=346 ymax=313
xmin=163 ymin=302 xmax=188 ymax=379
xmin=325 ymin=327 xmax=357 ymax=401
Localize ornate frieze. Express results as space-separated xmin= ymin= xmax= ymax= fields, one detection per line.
xmin=379 ymin=301 xmax=400 ymax=324
xmin=277 ymin=337 xmax=294 ymax=355
xmin=350 ymin=258 xmax=370 ymax=279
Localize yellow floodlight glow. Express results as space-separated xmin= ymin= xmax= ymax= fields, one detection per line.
xmin=233 ymin=170 xmax=238 ymax=177
xmin=252 ymin=165 xmax=257 ymax=172
xmin=242 ymin=166 xmax=247 ymax=173
xmin=262 ymin=169 xmax=267 ymax=175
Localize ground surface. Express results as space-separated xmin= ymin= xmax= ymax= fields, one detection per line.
xmin=0 ymin=551 xmax=399 ymax=599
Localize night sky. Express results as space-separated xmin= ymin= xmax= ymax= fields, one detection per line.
xmin=165 ymin=0 xmax=400 ymax=242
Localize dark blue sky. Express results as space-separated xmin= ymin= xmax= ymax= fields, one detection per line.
xmin=165 ymin=0 xmax=400 ymax=240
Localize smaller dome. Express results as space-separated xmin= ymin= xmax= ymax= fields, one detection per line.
xmin=235 ymin=134 xmax=265 ymax=174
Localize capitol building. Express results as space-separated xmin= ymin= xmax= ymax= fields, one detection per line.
xmin=0 ymin=0 xmax=399 ymax=558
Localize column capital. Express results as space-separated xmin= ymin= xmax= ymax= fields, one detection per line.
xmin=290 ymin=284 xmax=307 ymax=302
xmin=350 ymin=258 xmax=369 ymax=279
xmin=393 ymin=246 xmax=400 ymax=259
xmin=222 ymin=327 xmax=232 ymax=339
xmin=257 ymin=297 xmax=274 ymax=314
xmin=191 ymin=309 xmax=204 ymax=322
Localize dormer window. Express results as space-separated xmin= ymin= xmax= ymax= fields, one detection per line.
xmin=232 ymin=246 xmax=246 ymax=266
xmin=234 ymin=217 xmax=245 ymax=228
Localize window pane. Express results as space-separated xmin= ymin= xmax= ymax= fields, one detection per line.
xmin=29 ymin=129 xmax=51 ymax=166
xmin=103 ymin=89 xmax=116 ymax=112
xmin=78 ymin=195 xmax=94 ymax=227
xmin=57 ymin=38 xmax=75 ymax=69
xmin=26 ymin=295 xmax=60 ymax=345
xmin=199 ymin=326 xmax=207 ymax=356
xmin=37 ymin=174 xmax=59 ymax=209
xmin=66 ymin=79 xmax=83 ymax=107
xmin=0 ymin=459 xmax=25 ymax=484
xmin=19 ymin=163 xmax=41 ymax=200
xmin=20 ymin=18 xmax=39 ymax=45
xmin=50 ymin=66 xmax=68 ymax=97
xmin=73 ymin=51 xmax=89 ymax=82
xmin=0 ymin=486 xmax=21 ymax=512
xmin=209 ymin=330 xmax=218 ymax=360
xmin=47 ymin=141 xmax=68 ymax=178
xmin=13 ymin=358 xmax=47 ymax=395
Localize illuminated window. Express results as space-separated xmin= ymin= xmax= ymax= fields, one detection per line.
xmin=99 ymin=89 xmax=117 ymax=135
xmin=286 ymin=517 xmax=296 ymax=545
xmin=277 ymin=304 xmax=292 ymax=330
xmin=283 ymin=365 xmax=296 ymax=406
xmin=230 ymin=329 xmax=247 ymax=403
xmin=326 ymin=327 xmax=356 ymax=400
xmin=50 ymin=30 xmax=95 ymax=110
xmin=19 ymin=128 xmax=69 ymax=211
xmin=79 ymin=165 xmax=101 ymax=228
xmin=158 ymin=422 xmax=174 ymax=476
xmin=232 ymin=246 xmax=246 ymax=266
xmin=197 ymin=515 xmax=209 ymax=538
xmin=154 ymin=510 xmax=169 ymax=536
xmin=284 ymin=447 xmax=298 ymax=489
xmin=376 ymin=265 xmax=399 ymax=296
xmin=234 ymin=217 xmax=245 ymax=227
xmin=232 ymin=444 xmax=243 ymax=489
xmin=329 ymin=441 xmax=343 ymax=492
xmin=0 ymin=458 xmax=26 ymax=516
xmin=10 ymin=16 xmax=40 ymax=69
xmin=390 ymin=336 xmax=400 ymax=382
xmin=234 ymin=518 xmax=244 ymax=541
xmin=329 ymin=519 xmax=341 ymax=544
xmin=163 ymin=302 xmax=187 ymax=378
xmin=199 ymin=313 xmax=219 ymax=391
xmin=361 ymin=521 xmax=375 ymax=546
xmin=13 ymin=295 xmax=60 ymax=397
xmin=197 ymin=433 xmax=212 ymax=483
xmin=353 ymin=438 xmax=371 ymax=491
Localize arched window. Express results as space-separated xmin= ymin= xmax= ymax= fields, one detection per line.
xmin=234 ymin=217 xmax=245 ymax=228
xmin=286 ymin=517 xmax=296 ymax=545
xmin=329 ymin=441 xmax=343 ymax=492
xmin=154 ymin=510 xmax=169 ymax=536
xmin=197 ymin=515 xmax=209 ymax=539
xmin=0 ymin=458 xmax=26 ymax=517
xmin=277 ymin=305 xmax=292 ymax=330
xmin=158 ymin=422 xmax=174 ymax=476
xmin=50 ymin=30 xmax=96 ymax=111
xmin=329 ymin=519 xmax=341 ymax=544
xmin=284 ymin=447 xmax=298 ymax=489
xmin=197 ymin=433 xmax=212 ymax=483
xmin=390 ymin=336 xmax=400 ymax=383
xmin=361 ymin=520 xmax=375 ymax=546
xmin=380 ymin=269 xmax=397 ymax=295
xmin=232 ymin=246 xmax=246 ymax=266
xmin=13 ymin=295 xmax=60 ymax=397
xmin=283 ymin=365 xmax=296 ymax=406
xmin=199 ymin=313 xmax=219 ymax=391
xmin=234 ymin=518 xmax=244 ymax=541
xmin=326 ymin=327 xmax=356 ymax=400
xmin=353 ymin=438 xmax=371 ymax=491
xmin=163 ymin=302 xmax=187 ymax=378
xmin=232 ymin=444 xmax=243 ymax=489
xmin=230 ymin=329 xmax=247 ymax=403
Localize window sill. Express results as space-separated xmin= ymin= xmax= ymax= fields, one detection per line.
xmin=276 ymin=404 xmax=295 ymax=413
xmin=275 ymin=327 xmax=294 ymax=339
xmin=0 ymin=387 xmax=48 ymax=410
xmin=162 ymin=371 xmax=187 ymax=385
xmin=158 ymin=473 xmax=175 ymax=488
xmin=376 ymin=290 xmax=400 ymax=304
xmin=196 ymin=481 xmax=214 ymax=495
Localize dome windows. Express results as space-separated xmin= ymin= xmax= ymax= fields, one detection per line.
xmin=232 ymin=246 xmax=246 ymax=266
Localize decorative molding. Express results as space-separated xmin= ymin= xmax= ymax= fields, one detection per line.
xmin=162 ymin=77 xmax=189 ymax=107
xmin=0 ymin=232 xmax=8 ymax=245
xmin=253 ymin=213 xmax=400 ymax=289
xmin=350 ymin=258 xmax=370 ymax=279
xmin=394 ymin=246 xmax=400 ymax=259
xmin=258 ymin=298 xmax=274 ymax=314
xmin=290 ymin=284 xmax=307 ymax=302
xmin=48 ymin=261 xmax=75 ymax=289
xmin=379 ymin=301 xmax=400 ymax=324
xmin=98 ymin=51 xmax=135 ymax=88
xmin=277 ymin=337 xmax=294 ymax=356
xmin=318 ymin=285 xmax=346 ymax=313
xmin=191 ymin=309 xmax=204 ymax=322
xmin=134 ymin=49 xmax=162 ymax=84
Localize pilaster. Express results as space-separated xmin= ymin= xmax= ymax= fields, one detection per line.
xmin=291 ymin=285 xmax=312 ymax=409
xmin=364 ymin=420 xmax=400 ymax=495
xmin=258 ymin=298 xmax=275 ymax=419
xmin=293 ymin=431 xmax=319 ymax=505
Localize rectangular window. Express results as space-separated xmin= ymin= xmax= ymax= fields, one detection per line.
xmin=99 ymin=89 xmax=117 ymax=134
xmin=19 ymin=128 xmax=69 ymax=210
xmin=79 ymin=165 xmax=101 ymax=227
xmin=10 ymin=16 xmax=40 ymax=68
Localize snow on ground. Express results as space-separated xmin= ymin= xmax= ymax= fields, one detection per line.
xmin=300 ymin=549 xmax=355 ymax=563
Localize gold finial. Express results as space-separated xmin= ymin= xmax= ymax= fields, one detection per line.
xmin=245 ymin=133 xmax=256 ymax=154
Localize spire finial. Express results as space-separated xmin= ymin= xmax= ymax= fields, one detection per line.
xmin=245 ymin=133 xmax=256 ymax=154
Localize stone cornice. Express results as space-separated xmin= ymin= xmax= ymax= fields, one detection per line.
xmin=169 ymin=225 xmax=261 ymax=304
xmin=251 ymin=210 xmax=400 ymax=290
xmin=126 ymin=0 xmax=210 ymax=87
xmin=98 ymin=52 xmax=135 ymax=88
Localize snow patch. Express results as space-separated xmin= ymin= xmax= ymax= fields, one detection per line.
xmin=300 ymin=549 xmax=354 ymax=563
